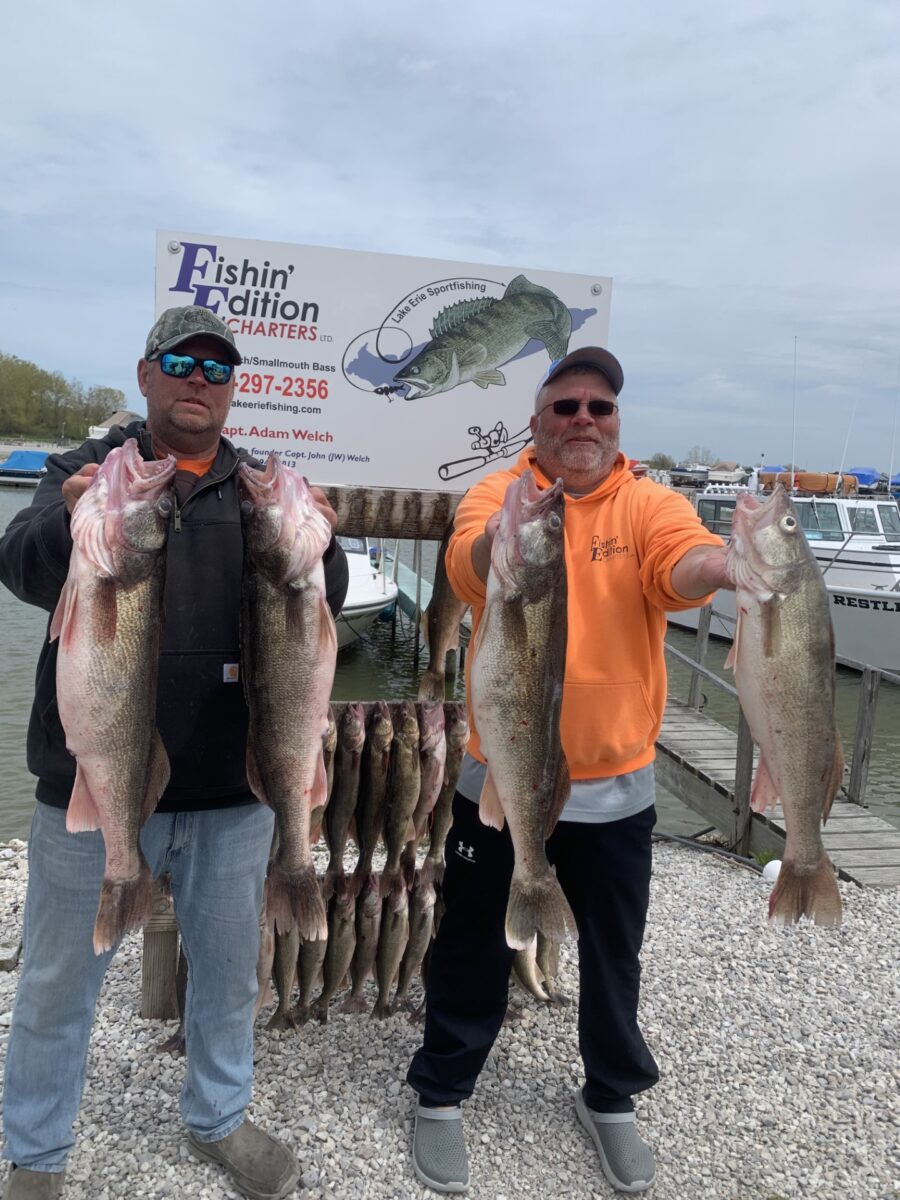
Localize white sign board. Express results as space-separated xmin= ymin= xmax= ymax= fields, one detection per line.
xmin=155 ymin=231 xmax=613 ymax=491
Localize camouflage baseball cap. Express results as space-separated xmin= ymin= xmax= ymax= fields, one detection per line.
xmin=144 ymin=305 xmax=242 ymax=365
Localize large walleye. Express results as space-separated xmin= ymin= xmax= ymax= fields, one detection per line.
xmin=239 ymin=456 xmax=337 ymax=940
xmin=471 ymin=469 xmax=576 ymax=950
xmin=52 ymin=439 xmax=176 ymax=954
xmin=725 ymin=485 xmax=843 ymax=926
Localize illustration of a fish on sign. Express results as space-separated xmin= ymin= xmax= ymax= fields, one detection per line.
xmin=393 ymin=275 xmax=571 ymax=399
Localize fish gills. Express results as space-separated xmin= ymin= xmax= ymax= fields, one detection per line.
xmin=470 ymin=470 xmax=576 ymax=950
xmin=51 ymin=439 xmax=176 ymax=954
xmin=725 ymin=485 xmax=843 ymax=926
xmin=239 ymin=455 xmax=336 ymax=940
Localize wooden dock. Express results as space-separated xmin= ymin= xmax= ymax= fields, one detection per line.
xmin=656 ymin=697 xmax=900 ymax=887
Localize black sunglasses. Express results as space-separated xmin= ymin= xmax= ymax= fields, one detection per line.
xmin=539 ymin=398 xmax=618 ymax=418
xmin=155 ymin=352 xmax=234 ymax=385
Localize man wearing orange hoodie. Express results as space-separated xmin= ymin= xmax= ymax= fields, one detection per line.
xmin=407 ymin=347 xmax=733 ymax=1195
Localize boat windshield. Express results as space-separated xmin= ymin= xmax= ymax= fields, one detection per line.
xmin=847 ymin=507 xmax=879 ymax=534
xmin=877 ymin=504 xmax=900 ymax=537
xmin=793 ymin=500 xmax=845 ymax=541
xmin=337 ymin=536 xmax=367 ymax=555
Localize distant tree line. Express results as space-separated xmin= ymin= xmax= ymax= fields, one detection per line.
xmin=0 ymin=352 xmax=126 ymax=442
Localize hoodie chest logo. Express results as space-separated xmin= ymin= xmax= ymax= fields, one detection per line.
xmin=590 ymin=534 xmax=631 ymax=563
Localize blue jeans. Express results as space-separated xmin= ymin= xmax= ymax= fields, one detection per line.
xmin=2 ymin=800 xmax=274 ymax=1171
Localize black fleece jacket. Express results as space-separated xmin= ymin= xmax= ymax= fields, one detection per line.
xmin=0 ymin=421 xmax=349 ymax=812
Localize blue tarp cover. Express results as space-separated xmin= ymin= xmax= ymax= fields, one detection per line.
xmin=0 ymin=450 xmax=48 ymax=473
xmin=846 ymin=466 xmax=883 ymax=488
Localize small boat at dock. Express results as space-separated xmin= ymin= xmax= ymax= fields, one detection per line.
xmin=0 ymin=450 xmax=49 ymax=488
xmin=335 ymin=536 xmax=399 ymax=650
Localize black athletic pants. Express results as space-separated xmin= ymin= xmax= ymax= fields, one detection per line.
xmin=407 ymin=793 xmax=659 ymax=1113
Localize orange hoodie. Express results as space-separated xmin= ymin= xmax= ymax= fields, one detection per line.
xmin=446 ymin=448 xmax=723 ymax=779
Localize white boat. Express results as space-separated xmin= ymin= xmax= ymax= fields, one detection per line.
xmin=667 ymin=486 xmax=900 ymax=671
xmin=335 ymin=536 xmax=399 ymax=650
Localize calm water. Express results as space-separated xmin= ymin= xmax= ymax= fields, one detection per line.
xmin=0 ymin=498 xmax=897 ymax=841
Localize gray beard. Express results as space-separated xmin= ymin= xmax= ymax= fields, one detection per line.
xmin=536 ymin=430 xmax=620 ymax=483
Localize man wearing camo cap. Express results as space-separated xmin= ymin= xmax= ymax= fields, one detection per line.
xmin=0 ymin=306 xmax=349 ymax=1200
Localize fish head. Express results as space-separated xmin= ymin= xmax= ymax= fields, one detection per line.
xmin=393 ymin=346 xmax=455 ymax=398
xmin=369 ymin=700 xmax=394 ymax=750
xmin=239 ymin=455 xmax=332 ymax=583
xmin=727 ymin=485 xmax=813 ymax=599
xmin=322 ymin=706 xmax=338 ymax=753
xmin=416 ymin=699 xmax=445 ymax=749
xmin=72 ymin=439 xmax=176 ymax=579
xmin=444 ymin=703 xmax=470 ymax=750
xmin=342 ymin=701 xmax=367 ymax=750
xmin=394 ymin=700 xmax=420 ymax=746
xmin=491 ymin=470 xmax=566 ymax=596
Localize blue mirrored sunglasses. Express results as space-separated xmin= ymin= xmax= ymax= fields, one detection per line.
xmin=156 ymin=353 xmax=233 ymax=385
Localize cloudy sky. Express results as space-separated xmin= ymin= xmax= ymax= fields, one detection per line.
xmin=3 ymin=0 xmax=900 ymax=473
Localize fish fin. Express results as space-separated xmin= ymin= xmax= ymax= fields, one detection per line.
xmin=544 ymin=753 xmax=570 ymax=837
xmin=768 ymin=857 xmax=842 ymax=927
xmin=750 ymin=756 xmax=780 ymax=814
xmin=472 ymin=369 xmax=506 ymax=388
xmin=478 ymin=770 xmax=505 ymax=830
xmin=822 ymin=734 xmax=844 ymax=824
xmin=91 ymin=576 xmax=118 ymax=645
xmin=760 ymin=597 xmax=781 ymax=659
xmin=309 ymin=804 xmax=325 ymax=844
xmin=457 ymin=343 xmax=488 ymax=369
xmin=268 ymin=861 xmax=327 ymax=941
xmin=417 ymin=669 xmax=445 ymax=702
xmin=525 ymin=319 xmax=570 ymax=361
xmin=49 ymin=576 xmax=78 ymax=646
xmin=66 ymin=763 xmax=103 ymax=833
xmin=92 ymin=859 xmax=154 ymax=954
xmin=142 ymin=731 xmax=170 ymax=823
xmin=309 ymin=750 xmax=328 ymax=817
xmin=285 ymin=588 xmax=307 ymax=640
xmin=505 ymin=868 xmax=577 ymax=950
xmin=245 ymin=740 xmax=271 ymax=806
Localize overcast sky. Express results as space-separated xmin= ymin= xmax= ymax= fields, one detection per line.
xmin=3 ymin=0 xmax=900 ymax=472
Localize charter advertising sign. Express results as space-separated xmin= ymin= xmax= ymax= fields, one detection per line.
xmin=156 ymin=232 xmax=613 ymax=490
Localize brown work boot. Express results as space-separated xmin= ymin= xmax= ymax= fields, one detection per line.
xmin=187 ymin=1120 xmax=299 ymax=1200
xmin=4 ymin=1168 xmax=65 ymax=1199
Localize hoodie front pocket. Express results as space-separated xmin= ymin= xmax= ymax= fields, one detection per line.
xmin=560 ymin=679 xmax=657 ymax=772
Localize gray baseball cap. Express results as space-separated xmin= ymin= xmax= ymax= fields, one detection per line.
xmin=144 ymin=305 xmax=242 ymax=365
xmin=534 ymin=346 xmax=624 ymax=399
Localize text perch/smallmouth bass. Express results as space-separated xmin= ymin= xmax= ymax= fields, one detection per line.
xmin=471 ymin=469 xmax=577 ymax=949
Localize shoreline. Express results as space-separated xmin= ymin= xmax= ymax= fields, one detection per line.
xmin=0 ymin=837 xmax=896 ymax=1199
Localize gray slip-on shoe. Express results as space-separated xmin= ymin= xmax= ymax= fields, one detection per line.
xmin=412 ymin=1104 xmax=469 ymax=1193
xmin=4 ymin=1168 xmax=66 ymax=1200
xmin=187 ymin=1119 xmax=299 ymax=1200
xmin=575 ymin=1089 xmax=656 ymax=1193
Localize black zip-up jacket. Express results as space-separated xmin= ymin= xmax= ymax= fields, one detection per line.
xmin=0 ymin=420 xmax=349 ymax=812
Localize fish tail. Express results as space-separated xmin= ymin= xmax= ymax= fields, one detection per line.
xmin=322 ymin=865 xmax=343 ymax=903
xmin=768 ymin=858 xmax=842 ymax=927
xmin=417 ymin=669 xmax=445 ymax=702
xmin=268 ymin=863 xmax=327 ymax=941
xmin=92 ymin=862 xmax=153 ymax=954
xmin=505 ymin=869 xmax=577 ymax=950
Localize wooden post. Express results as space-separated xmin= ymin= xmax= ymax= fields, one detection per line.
xmin=731 ymin=708 xmax=755 ymax=856
xmin=687 ymin=605 xmax=712 ymax=710
xmin=847 ymin=666 xmax=881 ymax=808
xmin=141 ymin=880 xmax=180 ymax=1020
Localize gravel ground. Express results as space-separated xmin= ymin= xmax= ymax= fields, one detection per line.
xmin=0 ymin=838 xmax=897 ymax=1200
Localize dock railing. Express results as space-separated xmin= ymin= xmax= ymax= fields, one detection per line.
xmin=666 ymin=603 xmax=900 ymax=830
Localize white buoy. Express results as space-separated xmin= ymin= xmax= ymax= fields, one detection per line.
xmin=762 ymin=859 xmax=782 ymax=883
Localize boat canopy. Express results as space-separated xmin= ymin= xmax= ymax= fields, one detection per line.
xmin=0 ymin=450 xmax=48 ymax=473
xmin=846 ymin=467 xmax=884 ymax=488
